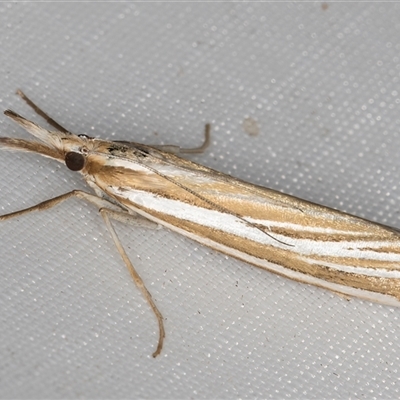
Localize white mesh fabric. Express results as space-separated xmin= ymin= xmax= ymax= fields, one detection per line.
xmin=1 ymin=3 xmax=400 ymax=399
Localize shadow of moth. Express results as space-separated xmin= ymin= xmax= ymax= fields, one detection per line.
xmin=1 ymin=90 xmax=400 ymax=357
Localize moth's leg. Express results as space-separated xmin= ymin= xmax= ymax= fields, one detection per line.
xmin=331 ymin=291 xmax=351 ymax=302
xmin=100 ymin=208 xmax=165 ymax=358
xmin=100 ymin=208 xmax=160 ymax=230
xmin=0 ymin=190 xmax=122 ymax=221
xmin=0 ymin=188 xmax=158 ymax=230
xmin=153 ymin=123 xmax=211 ymax=155
xmin=15 ymin=89 xmax=70 ymax=133
xmin=1 ymin=190 xmax=164 ymax=356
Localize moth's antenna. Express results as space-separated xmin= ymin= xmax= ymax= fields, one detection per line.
xmin=16 ymin=89 xmax=70 ymax=133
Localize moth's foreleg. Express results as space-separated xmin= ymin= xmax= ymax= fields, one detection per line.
xmin=153 ymin=123 xmax=211 ymax=155
xmin=0 ymin=190 xmax=122 ymax=221
xmin=99 ymin=208 xmax=165 ymax=358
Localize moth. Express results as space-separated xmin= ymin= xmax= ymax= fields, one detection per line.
xmin=1 ymin=90 xmax=400 ymax=357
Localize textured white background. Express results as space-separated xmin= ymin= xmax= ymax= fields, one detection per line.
xmin=1 ymin=3 xmax=400 ymax=399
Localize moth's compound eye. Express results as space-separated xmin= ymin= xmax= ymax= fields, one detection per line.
xmin=65 ymin=151 xmax=85 ymax=171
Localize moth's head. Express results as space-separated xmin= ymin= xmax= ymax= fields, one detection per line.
xmin=60 ymin=134 xmax=95 ymax=172
xmin=0 ymin=109 xmax=104 ymax=173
